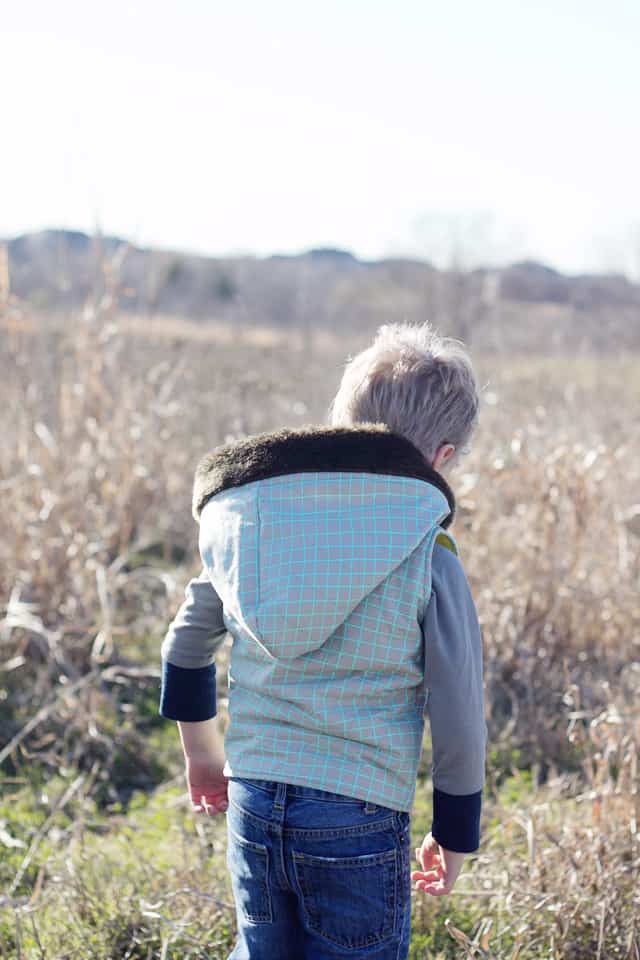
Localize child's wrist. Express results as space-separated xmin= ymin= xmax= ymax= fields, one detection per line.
xmin=178 ymin=717 xmax=225 ymax=758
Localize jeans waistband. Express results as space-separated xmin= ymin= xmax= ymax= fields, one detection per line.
xmin=230 ymin=776 xmax=377 ymax=806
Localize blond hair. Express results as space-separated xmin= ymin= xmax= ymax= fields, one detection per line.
xmin=327 ymin=321 xmax=479 ymax=464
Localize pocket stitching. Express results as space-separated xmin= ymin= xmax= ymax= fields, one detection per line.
xmin=227 ymin=829 xmax=273 ymax=923
xmin=292 ymin=847 xmax=396 ymax=868
xmin=228 ymin=826 xmax=268 ymax=855
xmin=291 ymin=847 xmax=398 ymax=948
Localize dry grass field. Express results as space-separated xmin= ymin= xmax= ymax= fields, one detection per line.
xmin=1 ymin=294 xmax=639 ymax=958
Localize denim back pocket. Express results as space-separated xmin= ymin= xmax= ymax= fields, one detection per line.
xmin=226 ymin=827 xmax=273 ymax=923
xmin=291 ymin=846 xmax=397 ymax=949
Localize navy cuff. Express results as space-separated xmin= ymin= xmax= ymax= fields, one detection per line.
xmin=159 ymin=658 xmax=217 ymax=721
xmin=431 ymin=786 xmax=482 ymax=853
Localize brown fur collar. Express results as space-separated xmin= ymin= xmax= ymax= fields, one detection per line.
xmin=192 ymin=422 xmax=455 ymax=527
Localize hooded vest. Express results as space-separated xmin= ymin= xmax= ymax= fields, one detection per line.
xmin=187 ymin=422 xmax=457 ymax=812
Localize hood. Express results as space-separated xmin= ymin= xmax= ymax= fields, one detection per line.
xmin=193 ymin=423 xmax=455 ymax=661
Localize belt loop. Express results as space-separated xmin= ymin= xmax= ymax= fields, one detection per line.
xmin=273 ymin=781 xmax=287 ymax=810
xmin=364 ymin=800 xmax=379 ymax=814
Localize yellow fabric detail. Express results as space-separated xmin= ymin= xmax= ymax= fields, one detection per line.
xmin=435 ymin=531 xmax=458 ymax=554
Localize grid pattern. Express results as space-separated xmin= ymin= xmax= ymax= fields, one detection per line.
xmin=193 ymin=470 xmax=451 ymax=812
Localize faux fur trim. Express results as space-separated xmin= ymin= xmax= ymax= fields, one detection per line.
xmin=192 ymin=422 xmax=455 ymax=527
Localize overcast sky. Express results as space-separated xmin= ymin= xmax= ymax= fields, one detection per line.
xmin=2 ymin=0 xmax=639 ymax=275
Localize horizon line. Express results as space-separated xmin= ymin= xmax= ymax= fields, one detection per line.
xmin=2 ymin=225 xmax=637 ymax=284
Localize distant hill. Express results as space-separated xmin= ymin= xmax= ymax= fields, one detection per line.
xmin=2 ymin=229 xmax=639 ymax=351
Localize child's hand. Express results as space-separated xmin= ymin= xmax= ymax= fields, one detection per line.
xmin=185 ymin=753 xmax=228 ymax=816
xmin=177 ymin=718 xmax=228 ymax=816
xmin=411 ymin=831 xmax=465 ymax=896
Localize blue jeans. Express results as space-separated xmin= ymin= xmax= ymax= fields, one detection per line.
xmin=225 ymin=777 xmax=412 ymax=959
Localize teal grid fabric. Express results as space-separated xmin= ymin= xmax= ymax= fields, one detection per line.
xmin=193 ymin=471 xmax=451 ymax=812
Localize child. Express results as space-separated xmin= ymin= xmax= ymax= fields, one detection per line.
xmin=159 ymin=321 xmax=488 ymax=959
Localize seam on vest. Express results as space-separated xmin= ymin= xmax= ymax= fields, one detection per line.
xmin=255 ymin=483 xmax=261 ymax=629
xmin=420 ymin=520 xmax=455 ymax=624
xmin=417 ymin=524 xmax=444 ymax=713
xmin=419 ymin=522 xmax=459 ymax=712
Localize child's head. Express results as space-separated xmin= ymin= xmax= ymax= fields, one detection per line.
xmin=327 ymin=321 xmax=479 ymax=473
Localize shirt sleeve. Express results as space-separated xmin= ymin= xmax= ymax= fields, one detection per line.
xmin=421 ymin=541 xmax=488 ymax=853
xmin=158 ymin=567 xmax=228 ymax=721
